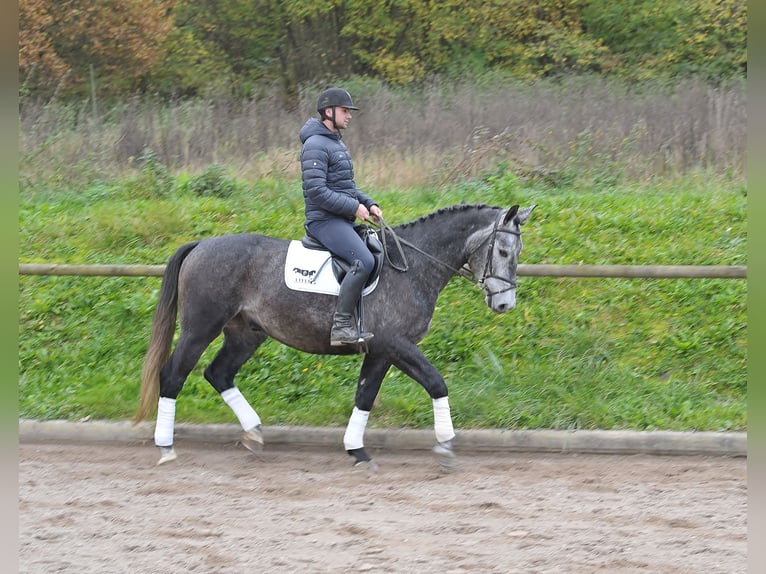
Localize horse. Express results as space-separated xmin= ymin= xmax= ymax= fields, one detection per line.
xmin=134 ymin=202 xmax=536 ymax=467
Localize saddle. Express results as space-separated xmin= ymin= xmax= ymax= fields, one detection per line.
xmin=300 ymin=224 xmax=384 ymax=288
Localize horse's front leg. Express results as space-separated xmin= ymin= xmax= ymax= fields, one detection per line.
xmin=389 ymin=340 xmax=457 ymax=468
xmin=344 ymin=355 xmax=391 ymax=468
xmin=429 ymin=395 xmax=456 ymax=467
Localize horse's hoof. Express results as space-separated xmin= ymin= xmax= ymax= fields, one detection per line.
xmin=352 ymin=459 xmax=379 ymax=473
xmin=347 ymin=447 xmax=371 ymax=464
xmin=157 ymin=446 xmax=177 ymax=465
xmin=241 ymin=425 xmax=264 ymax=454
xmin=432 ymin=440 xmax=457 ymax=470
xmin=347 ymin=447 xmax=378 ymax=472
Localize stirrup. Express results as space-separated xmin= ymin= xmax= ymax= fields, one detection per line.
xmin=330 ymin=331 xmax=373 ymax=346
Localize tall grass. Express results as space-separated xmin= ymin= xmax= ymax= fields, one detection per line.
xmin=19 ymin=76 xmax=745 ymax=190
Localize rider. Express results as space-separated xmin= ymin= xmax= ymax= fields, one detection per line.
xmin=300 ymin=87 xmax=383 ymax=346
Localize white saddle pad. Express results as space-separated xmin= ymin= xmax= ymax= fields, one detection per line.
xmin=284 ymin=240 xmax=379 ymax=296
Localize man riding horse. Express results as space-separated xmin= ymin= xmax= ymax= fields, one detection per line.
xmin=135 ymin=90 xmax=536 ymax=468
xmin=300 ymin=88 xmax=383 ymax=347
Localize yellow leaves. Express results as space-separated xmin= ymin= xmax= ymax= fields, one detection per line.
xmin=370 ymin=52 xmax=426 ymax=85
xmin=673 ymin=0 xmax=746 ymax=72
xmin=342 ymin=0 xmax=604 ymax=82
xmin=19 ymin=0 xmax=68 ymax=82
xmin=460 ymin=0 xmax=610 ymax=78
xmin=20 ymin=0 xmax=176 ymax=95
xmin=285 ymin=0 xmax=345 ymax=21
xmin=20 ymin=0 xmax=746 ymax=97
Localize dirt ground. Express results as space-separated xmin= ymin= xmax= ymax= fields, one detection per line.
xmin=19 ymin=439 xmax=746 ymax=574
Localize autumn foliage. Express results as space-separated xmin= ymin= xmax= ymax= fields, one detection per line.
xmin=20 ymin=0 xmax=175 ymax=96
xmin=19 ymin=0 xmax=746 ymax=100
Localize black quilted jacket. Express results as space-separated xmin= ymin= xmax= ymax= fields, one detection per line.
xmin=299 ymin=117 xmax=377 ymax=224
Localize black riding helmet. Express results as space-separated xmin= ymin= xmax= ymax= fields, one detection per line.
xmin=316 ymin=87 xmax=359 ymax=113
xmin=317 ymin=88 xmax=359 ymax=132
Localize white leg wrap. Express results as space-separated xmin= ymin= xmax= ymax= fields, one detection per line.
xmin=221 ymin=387 xmax=261 ymax=431
xmin=154 ymin=397 xmax=176 ymax=447
xmin=433 ymin=396 xmax=455 ymax=443
xmin=343 ymin=407 xmax=370 ymax=450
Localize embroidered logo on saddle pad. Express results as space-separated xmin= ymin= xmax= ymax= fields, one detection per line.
xmin=284 ymin=241 xmax=379 ymax=296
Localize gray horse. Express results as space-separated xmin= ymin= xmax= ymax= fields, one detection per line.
xmin=134 ymin=202 xmax=536 ymax=467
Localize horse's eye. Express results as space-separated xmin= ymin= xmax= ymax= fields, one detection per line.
xmin=498 ymin=249 xmax=509 ymax=258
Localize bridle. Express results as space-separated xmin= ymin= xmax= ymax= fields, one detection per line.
xmin=473 ymin=210 xmax=521 ymax=297
xmin=374 ymin=209 xmax=521 ymax=297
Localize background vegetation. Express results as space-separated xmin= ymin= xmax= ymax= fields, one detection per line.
xmin=18 ymin=0 xmax=747 ymax=431
xmin=19 ymin=162 xmax=746 ymax=431
xmin=20 ymin=0 xmax=745 ymax=100
xmin=20 ymin=76 xmax=745 ymax=191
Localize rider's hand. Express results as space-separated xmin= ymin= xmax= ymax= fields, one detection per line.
xmin=355 ymin=203 xmax=370 ymax=221
xmin=369 ymin=205 xmax=383 ymax=222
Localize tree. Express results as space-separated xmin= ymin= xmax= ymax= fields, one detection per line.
xmin=470 ymin=0 xmax=608 ymax=78
xmin=145 ymin=28 xmax=234 ymax=98
xmin=19 ymin=0 xmax=175 ymax=98
xmin=19 ymin=0 xmax=69 ymax=95
xmin=674 ymin=0 xmax=747 ymax=79
xmin=18 ymin=0 xmax=747 ymax=100
xmin=342 ymin=0 xmax=608 ymax=84
xmin=581 ymin=0 xmax=746 ymax=81
xmin=341 ymin=0 xmax=435 ymax=84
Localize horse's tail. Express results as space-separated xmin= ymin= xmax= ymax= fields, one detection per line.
xmin=133 ymin=241 xmax=201 ymax=424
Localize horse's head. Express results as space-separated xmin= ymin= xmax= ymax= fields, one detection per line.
xmin=467 ymin=204 xmax=536 ymax=313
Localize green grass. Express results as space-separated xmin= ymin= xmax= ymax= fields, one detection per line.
xmin=18 ymin=170 xmax=747 ymax=431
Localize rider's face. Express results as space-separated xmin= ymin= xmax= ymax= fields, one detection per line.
xmin=330 ymin=106 xmax=353 ymax=130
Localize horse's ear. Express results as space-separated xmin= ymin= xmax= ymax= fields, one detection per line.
xmin=503 ymin=205 xmax=519 ymax=225
xmin=514 ymin=204 xmax=537 ymax=225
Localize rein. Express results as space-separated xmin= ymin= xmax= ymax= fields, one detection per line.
xmin=373 ymin=216 xmax=474 ymax=282
xmin=372 ymin=211 xmax=520 ymax=288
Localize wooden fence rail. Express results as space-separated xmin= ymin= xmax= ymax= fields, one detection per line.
xmin=19 ymin=263 xmax=747 ymax=279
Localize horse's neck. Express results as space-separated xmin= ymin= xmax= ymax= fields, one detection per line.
xmin=395 ymin=206 xmax=496 ymax=273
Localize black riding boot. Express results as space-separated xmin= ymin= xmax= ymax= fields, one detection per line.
xmin=331 ymin=260 xmax=373 ymax=346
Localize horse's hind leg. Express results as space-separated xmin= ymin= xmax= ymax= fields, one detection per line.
xmin=344 ymin=355 xmax=391 ymax=467
xmin=155 ymin=328 xmax=222 ymax=464
xmin=204 ymin=318 xmax=269 ymax=455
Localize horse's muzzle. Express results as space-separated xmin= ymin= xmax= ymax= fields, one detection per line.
xmin=486 ymin=288 xmax=516 ymax=313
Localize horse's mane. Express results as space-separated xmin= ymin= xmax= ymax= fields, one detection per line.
xmin=396 ymin=203 xmax=501 ymax=229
